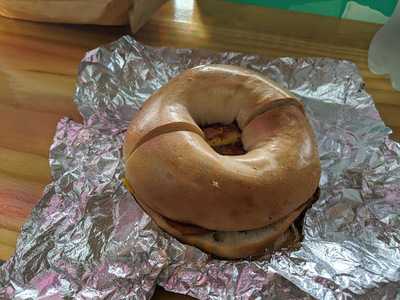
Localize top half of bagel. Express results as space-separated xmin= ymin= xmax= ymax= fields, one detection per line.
xmin=123 ymin=64 xmax=321 ymax=232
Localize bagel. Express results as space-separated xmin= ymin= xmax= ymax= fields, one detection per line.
xmin=123 ymin=64 xmax=321 ymax=258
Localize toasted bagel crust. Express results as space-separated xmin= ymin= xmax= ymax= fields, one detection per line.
xmin=123 ymin=65 xmax=320 ymax=232
xmin=137 ymin=195 xmax=310 ymax=259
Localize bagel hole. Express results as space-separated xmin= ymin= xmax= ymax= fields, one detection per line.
xmin=201 ymin=122 xmax=246 ymax=155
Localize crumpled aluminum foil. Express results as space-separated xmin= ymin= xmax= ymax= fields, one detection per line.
xmin=1 ymin=35 xmax=400 ymax=299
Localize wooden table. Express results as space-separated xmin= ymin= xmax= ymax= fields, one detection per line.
xmin=0 ymin=0 xmax=399 ymax=298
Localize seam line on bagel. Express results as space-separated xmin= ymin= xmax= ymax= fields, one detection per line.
xmin=241 ymin=97 xmax=305 ymax=129
xmin=124 ymin=121 xmax=204 ymax=162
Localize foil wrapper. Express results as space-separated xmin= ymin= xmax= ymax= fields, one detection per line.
xmin=1 ymin=36 xmax=400 ymax=299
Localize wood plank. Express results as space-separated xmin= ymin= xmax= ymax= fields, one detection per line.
xmin=0 ymin=172 xmax=45 ymax=232
xmin=0 ymin=244 xmax=16 ymax=261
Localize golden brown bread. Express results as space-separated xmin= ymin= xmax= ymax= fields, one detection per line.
xmin=123 ymin=178 xmax=319 ymax=259
xmin=136 ymin=195 xmax=310 ymax=259
xmin=123 ymin=65 xmax=321 ymax=232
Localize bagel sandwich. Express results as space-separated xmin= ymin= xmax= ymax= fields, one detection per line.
xmin=123 ymin=64 xmax=321 ymax=259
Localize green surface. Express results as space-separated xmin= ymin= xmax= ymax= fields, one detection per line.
xmin=228 ymin=0 xmax=397 ymax=23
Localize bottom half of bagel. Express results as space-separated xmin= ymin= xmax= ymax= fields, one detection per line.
xmin=124 ymin=178 xmax=319 ymax=259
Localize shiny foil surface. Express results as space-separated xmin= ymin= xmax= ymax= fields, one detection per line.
xmin=1 ymin=36 xmax=400 ymax=299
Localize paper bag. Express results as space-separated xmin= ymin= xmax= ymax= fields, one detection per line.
xmin=129 ymin=0 xmax=167 ymax=33
xmin=0 ymin=0 xmax=166 ymax=31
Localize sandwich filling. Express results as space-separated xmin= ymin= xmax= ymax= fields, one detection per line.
xmin=201 ymin=122 xmax=246 ymax=155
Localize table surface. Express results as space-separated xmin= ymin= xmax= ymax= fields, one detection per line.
xmin=0 ymin=0 xmax=399 ymax=298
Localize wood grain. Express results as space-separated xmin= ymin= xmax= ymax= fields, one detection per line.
xmin=0 ymin=0 xmax=399 ymax=299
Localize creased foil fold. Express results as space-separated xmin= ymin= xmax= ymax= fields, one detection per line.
xmin=1 ymin=36 xmax=399 ymax=300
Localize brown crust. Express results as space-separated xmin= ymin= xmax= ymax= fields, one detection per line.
xmin=137 ymin=194 xmax=313 ymax=259
xmin=124 ymin=179 xmax=319 ymax=259
xmin=123 ymin=64 xmax=321 ymax=231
